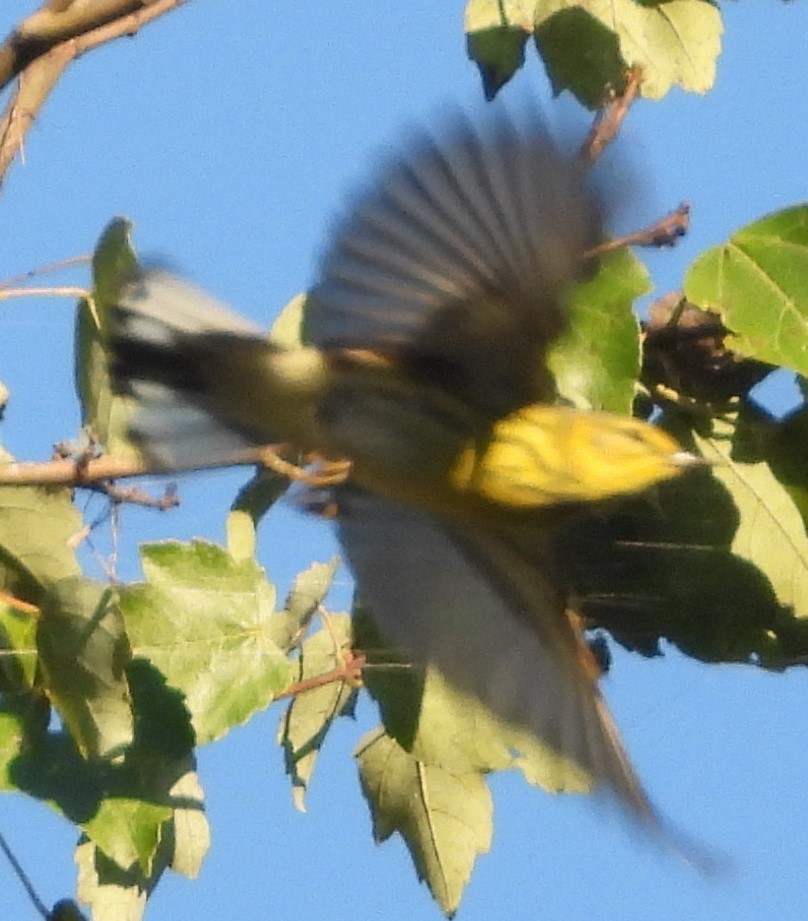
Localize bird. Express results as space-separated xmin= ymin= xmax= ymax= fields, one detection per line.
xmin=108 ymin=108 xmax=698 ymax=846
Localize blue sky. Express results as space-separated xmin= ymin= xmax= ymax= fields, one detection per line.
xmin=2 ymin=2 xmax=808 ymax=919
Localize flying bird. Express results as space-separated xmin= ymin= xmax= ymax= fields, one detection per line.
xmin=109 ymin=110 xmax=697 ymax=844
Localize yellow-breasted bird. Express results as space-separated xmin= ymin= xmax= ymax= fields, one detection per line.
xmin=109 ymin=111 xmax=698 ymax=844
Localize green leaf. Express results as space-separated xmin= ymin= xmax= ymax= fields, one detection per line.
xmin=550 ymin=247 xmax=650 ymax=414
xmin=75 ymin=217 xmax=140 ymax=458
xmin=0 ymin=601 xmax=38 ymax=689
xmin=464 ymin=0 xmax=532 ymax=100
xmin=692 ymin=416 xmax=808 ymax=616
xmin=0 ymin=481 xmax=82 ymax=595
xmin=0 ymin=703 xmax=26 ymax=790
xmin=534 ymin=6 xmax=626 ymax=108
xmin=684 ymin=204 xmax=808 ymax=374
xmin=37 ymin=578 xmax=133 ymax=760
xmin=279 ymin=613 xmax=357 ymax=811
xmin=120 ymin=541 xmax=294 ymax=744
xmin=81 ymin=796 xmax=170 ymax=873
xmin=534 ymin=0 xmax=722 ymax=107
xmin=560 ymin=411 xmax=808 ymax=668
xmin=167 ymin=769 xmax=209 ymax=878
xmin=356 ymin=728 xmax=492 ymax=918
xmin=227 ymin=466 xmax=297 ymax=560
xmin=355 ymin=604 xmax=592 ymax=793
xmin=76 ymin=838 xmax=153 ymax=921
xmin=268 ymin=557 xmax=340 ymax=653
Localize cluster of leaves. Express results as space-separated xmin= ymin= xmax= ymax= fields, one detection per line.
xmin=1 ymin=4 xmax=808 ymax=921
xmin=465 ymin=0 xmax=723 ymax=104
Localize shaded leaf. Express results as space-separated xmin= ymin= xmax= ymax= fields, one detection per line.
xmin=76 ymin=837 xmax=156 ymax=921
xmin=37 ymin=579 xmax=133 ymax=760
xmin=692 ymin=415 xmax=808 ymax=615
xmin=356 ymin=727 xmax=492 ymax=918
xmin=355 ymin=601 xmax=592 ymax=792
xmin=279 ymin=613 xmax=356 ymax=811
xmin=0 ymin=481 xmax=82 ymax=594
xmin=120 ymin=541 xmax=293 ymax=744
xmin=561 ymin=412 xmax=808 ymax=668
xmin=684 ymin=205 xmax=808 ymax=374
xmin=168 ymin=769 xmax=209 ymax=878
xmin=75 ymin=218 xmax=140 ymax=458
xmin=464 ymin=0 xmax=532 ymax=99
xmin=550 ymin=247 xmax=650 ymax=413
xmin=534 ymin=6 xmax=626 ymax=108
xmin=269 ymin=557 xmax=339 ymax=653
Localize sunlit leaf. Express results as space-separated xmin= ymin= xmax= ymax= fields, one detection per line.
xmin=685 ymin=205 xmax=808 ymax=374
xmin=693 ymin=416 xmax=808 ymax=615
xmin=279 ymin=613 xmax=356 ymax=811
xmin=0 ymin=481 xmax=82 ymax=593
xmin=120 ymin=541 xmax=293 ymax=744
xmin=356 ymin=727 xmax=492 ymax=917
xmin=269 ymin=557 xmax=340 ymax=653
xmin=550 ymin=247 xmax=650 ymax=414
xmin=534 ymin=0 xmax=722 ymax=107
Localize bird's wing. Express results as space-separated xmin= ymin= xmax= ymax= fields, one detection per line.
xmin=307 ymin=112 xmax=603 ymax=417
xmin=335 ymin=485 xmax=657 ymax=825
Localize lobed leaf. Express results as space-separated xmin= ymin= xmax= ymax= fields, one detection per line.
xmin=464 ymin=0 xmax=533 ymax=100
xmin=550 ymin=247 xmax=649 ymax=414
xmin=356 ymin=727 xmax=493 ymax=918
xmin=279 ymin=612 xmax=356 ymax=811
xmin=37 ymin=578 xmax=133 ymax=761
xmin=684 ymin=204 xmax=808 ymax=375
xmin=534 ymin=0 xmax=722 ymax=107
xmin=120 ymin=541 xmax=293 ymax=745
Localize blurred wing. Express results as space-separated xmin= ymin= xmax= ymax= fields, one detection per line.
xmin=336 ymin=486 xmax=657 ymax=825
xmin=307 ymin=112 xmax=603 ymax=417
xmin=109 ymin=270 xmax=325 ymax=467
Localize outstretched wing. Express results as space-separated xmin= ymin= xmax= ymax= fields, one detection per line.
xmin=336 ymin=486 xmax=655 ymax=822
xmin=307 ymin=111 xmax=603 ymax=417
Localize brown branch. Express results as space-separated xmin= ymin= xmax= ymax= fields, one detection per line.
xmin=0 ymin=590 xmax=40 ymax=616
xmin=584 ymin=202 xmax=690 ymax=259
xmin=273 ymin=651 xmax=366 ymax=702
xmin=0 ymin=0 xmax=191 ymax=186
xmin=579 ymin=67 xmax=642 ymax=165
xmin=0 ymin=444 xmax=352 ymax=489
xmin=90 ymin=480 xmax=180 ymax=510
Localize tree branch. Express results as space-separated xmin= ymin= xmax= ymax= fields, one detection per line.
xmin=584 ymin=202 xmax=690 ymax=258
xmin=579 ymin=67 xmax=642 ymax=164
xmin=0 ymin=0 xmax=191 ymax=186
xmin=0 ymin=445 xmax=352 ymax=489
xmin=273 ymin=650 xmax=366 ymax=701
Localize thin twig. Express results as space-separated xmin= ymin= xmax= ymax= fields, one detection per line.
xmin=0 ymin=253 xmax=92 ymax=290
xmin=0 ymin=285 xmax=88 ymax=300
xmin=579 ymin=67 xmax=642 ymax=164
xmin=584 ymin=202 xmax=690 ymax=259
xmin=0 ymin=827 xmax=50 ymax=919
xmin=273 ymin=651 xmax=366 ymax=701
